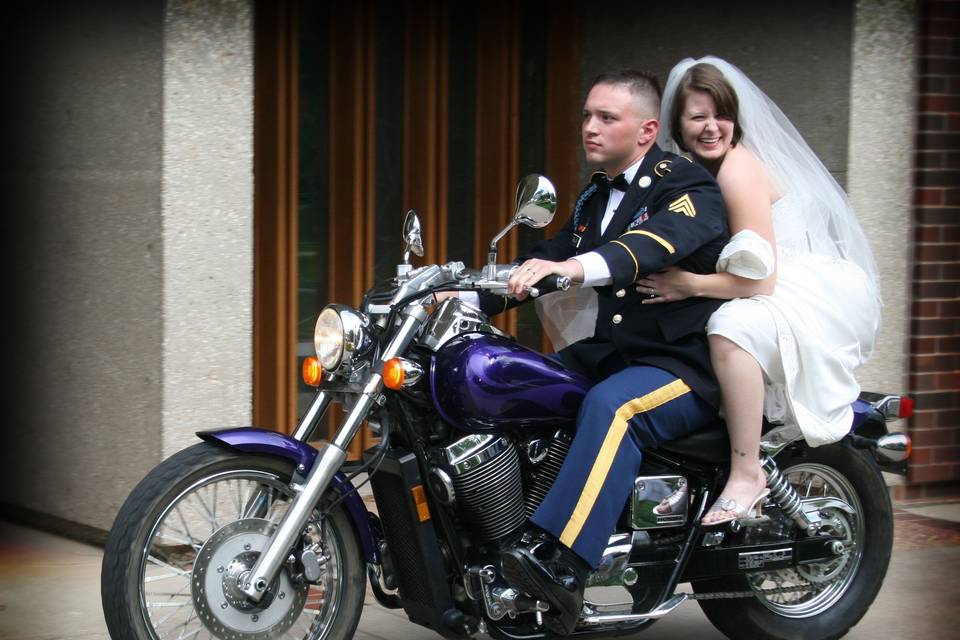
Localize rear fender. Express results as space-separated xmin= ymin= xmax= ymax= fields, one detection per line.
xmin=197 ymin=427 xmax=379 ymax=562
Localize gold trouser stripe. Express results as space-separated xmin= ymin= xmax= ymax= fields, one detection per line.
xmin=610 ymin=240 xmax=639 ymax=281
xmin=558 ymin=379 xmax=692 ymax=548
xmin=623 ymin=229 xmax=676 ymax=254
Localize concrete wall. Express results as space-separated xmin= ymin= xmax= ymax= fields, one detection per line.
xmin=0 ymin=0 xmax=255 ymax=532
xmin=162 ymin=0 xmax=254 ymax=460
xmin=1 ymin=2 xmax=165 ymax=530
xmin=580 ymin=0 xmax=856 ymax=184
xmin=847 ymin=0 xmax=916 ymax=396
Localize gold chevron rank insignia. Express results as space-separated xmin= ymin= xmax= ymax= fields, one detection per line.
xmin=668 ymin=194 xmax=697 ymax=217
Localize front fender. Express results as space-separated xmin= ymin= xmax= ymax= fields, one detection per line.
xmin=197 ymin=427 xmax=378 ymax=563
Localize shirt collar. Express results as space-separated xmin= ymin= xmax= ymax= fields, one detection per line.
xmin=622 ymin=157 xmax=643 ymax=186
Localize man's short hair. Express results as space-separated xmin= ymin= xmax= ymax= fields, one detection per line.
xmin=590 ymin=70 xmax=662 ymax=119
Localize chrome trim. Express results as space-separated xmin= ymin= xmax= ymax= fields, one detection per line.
xmin=525 ymin=438 xmax=549 ymax=465
xmin=401 ymin=209 xmax=424 ymax=265
xmin=630 ymin=475 xmax=687 ymax=529
xmin=762 ymin=455 xmax=814 ymax=532
xmin=801 ymin=496 xmax=855 ymax=516
xmin=427 ymin=467 xmax=456 ymax=506
xmin=420 ymin=297 xmax=505 ymax=351
xmin=859 ymin=392 xmax=903 ymax=421
xmin=443 ymin=434 xmax=508 ymax=476
xmin=581 ymin=593 xmax=687 ymax=625
xmin=702 ymin=531 xmax=725 ymax=547
xmin=760 ymin=423 xmax=803 ymax=456
xmin=586 ymin=533 xmax=631 ymax=587
xmin=797 ymin=495 xmax=856 ymax=531
xmin=876 ymin=433 xmax=911 ymax=462
xmin=397 ymin=358 xmax=424 ymax=386
xmin=291 ymin=390 xmax=332 ymax=441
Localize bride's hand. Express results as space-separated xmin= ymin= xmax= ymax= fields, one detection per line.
xmin=636 ymin=267 xmax=701 ymax=304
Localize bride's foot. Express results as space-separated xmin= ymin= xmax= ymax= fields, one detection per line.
xmin=702 ymin=471 xmax=768 ymax=527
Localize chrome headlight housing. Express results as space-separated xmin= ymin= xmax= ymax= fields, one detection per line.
xmin=314 ymin=304 xmax=369 ymax=372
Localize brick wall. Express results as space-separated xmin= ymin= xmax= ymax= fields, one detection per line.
xmin=906 ymin=0 xmax=960 ymax=497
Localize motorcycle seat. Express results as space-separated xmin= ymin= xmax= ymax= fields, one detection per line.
xmin=655 ymin=418 xmax=782 ymax=464
xmin=654 ymin=421 xmax=729 ymax=464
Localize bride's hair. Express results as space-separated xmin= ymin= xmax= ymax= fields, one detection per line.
xmin=668 ymin=63 xmax=743 ymax=151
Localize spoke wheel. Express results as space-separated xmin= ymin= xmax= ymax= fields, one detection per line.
xmin=103 ymin=442 xmax=365 ymax=640
xmin=745 ymin=463 xmax=863 ymax=617
xmin=692 ymin=442 xmax=893 ymax=640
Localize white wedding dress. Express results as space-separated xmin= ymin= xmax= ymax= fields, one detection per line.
xmin=706 ymin=193 xmax=880 ymax=447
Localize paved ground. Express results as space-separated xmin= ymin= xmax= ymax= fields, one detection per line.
xmin=1 ymin=499 xmax=958 ymax=640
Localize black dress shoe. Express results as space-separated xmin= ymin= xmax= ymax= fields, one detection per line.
xmin=501 ymin=545 xmax=588 ymax=635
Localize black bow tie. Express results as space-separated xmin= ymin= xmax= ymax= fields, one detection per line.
xmin=591 ymin=172 xmax=630 ymax=194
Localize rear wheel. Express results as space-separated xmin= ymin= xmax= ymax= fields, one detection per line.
xmin=693 ymin=442 xmax=892 ymax=640
xmin=101 ymin=442 xmax=366 ymax=640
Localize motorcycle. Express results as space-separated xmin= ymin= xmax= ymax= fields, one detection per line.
xmin=102 ymin=175 xmax=913 ymax=640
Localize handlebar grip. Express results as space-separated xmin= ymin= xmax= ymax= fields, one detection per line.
xmin=528 ymin=274 xmax=571 ymax=297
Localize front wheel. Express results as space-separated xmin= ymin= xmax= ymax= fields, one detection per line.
xmin=693 ymin=441 xmax=893 ymax=640
xmin=101 ymin=442 xmax=366 ymax=640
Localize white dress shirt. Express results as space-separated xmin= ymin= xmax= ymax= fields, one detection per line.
xmin=572 ymin=158 xmax=644 ymax=286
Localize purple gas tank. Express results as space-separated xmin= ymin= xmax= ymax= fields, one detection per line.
xmin=430 ymin=333 xmax=592 ymax=431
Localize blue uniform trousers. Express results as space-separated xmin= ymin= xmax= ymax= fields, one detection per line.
xmin=530 ymin=365 xmax=714 ymax=567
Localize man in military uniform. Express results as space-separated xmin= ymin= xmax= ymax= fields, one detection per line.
xmin=483 ymin=70 xmax=730 ymax=634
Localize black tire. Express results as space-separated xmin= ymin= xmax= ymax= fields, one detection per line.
xmin=101 ymin=442 xmax=366 ymax=640
xmin=693 ymin=441 xmax=893 ymax=640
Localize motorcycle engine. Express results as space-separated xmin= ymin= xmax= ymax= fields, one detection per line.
xmin=427 ymin=431 xmax=571 ymax=541
xmin=428 ymin=434 xmax=526 ymax=541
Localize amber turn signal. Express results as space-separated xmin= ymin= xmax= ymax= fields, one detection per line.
xmin=302 ymin=356 xmax=323 ymax=387
xmin=382 ymin=357 xmax=405 ymax=390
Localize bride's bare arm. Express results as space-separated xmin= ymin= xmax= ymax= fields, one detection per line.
xmin=637 ymin=147 xmax=777 ymax=303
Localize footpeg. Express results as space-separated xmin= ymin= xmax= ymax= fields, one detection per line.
xmin=516 ymin=595 xmax=550 ymax=613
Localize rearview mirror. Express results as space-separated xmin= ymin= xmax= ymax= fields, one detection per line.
xmin=402 ymin=209 xmax=424 ymax=263
xmin=514 ymin=174 xmax=557 ymax=229
xmin=485 ymin=175 xmax=558 ymax=278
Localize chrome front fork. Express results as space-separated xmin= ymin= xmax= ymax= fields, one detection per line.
xmin=290 ymin=388 xmax=333 ymax=442
xmin=241 ymin=307 xmax=427 ymax=601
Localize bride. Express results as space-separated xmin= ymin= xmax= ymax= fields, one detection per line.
xmin=638 ymin=57 xmax=882 ymax=525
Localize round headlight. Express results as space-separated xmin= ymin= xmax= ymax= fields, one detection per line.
xmin=314 ymin=307 xmax=344 ymax=371
xmin=314 ymin=305 xmax=369 ymax=373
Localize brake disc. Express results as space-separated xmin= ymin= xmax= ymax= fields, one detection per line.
xmin=192 ymin=518 xmax=309 ymax=640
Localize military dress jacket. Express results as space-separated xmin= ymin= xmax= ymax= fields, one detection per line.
xmin=480 ymin=144 xmax=730 ymax=406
